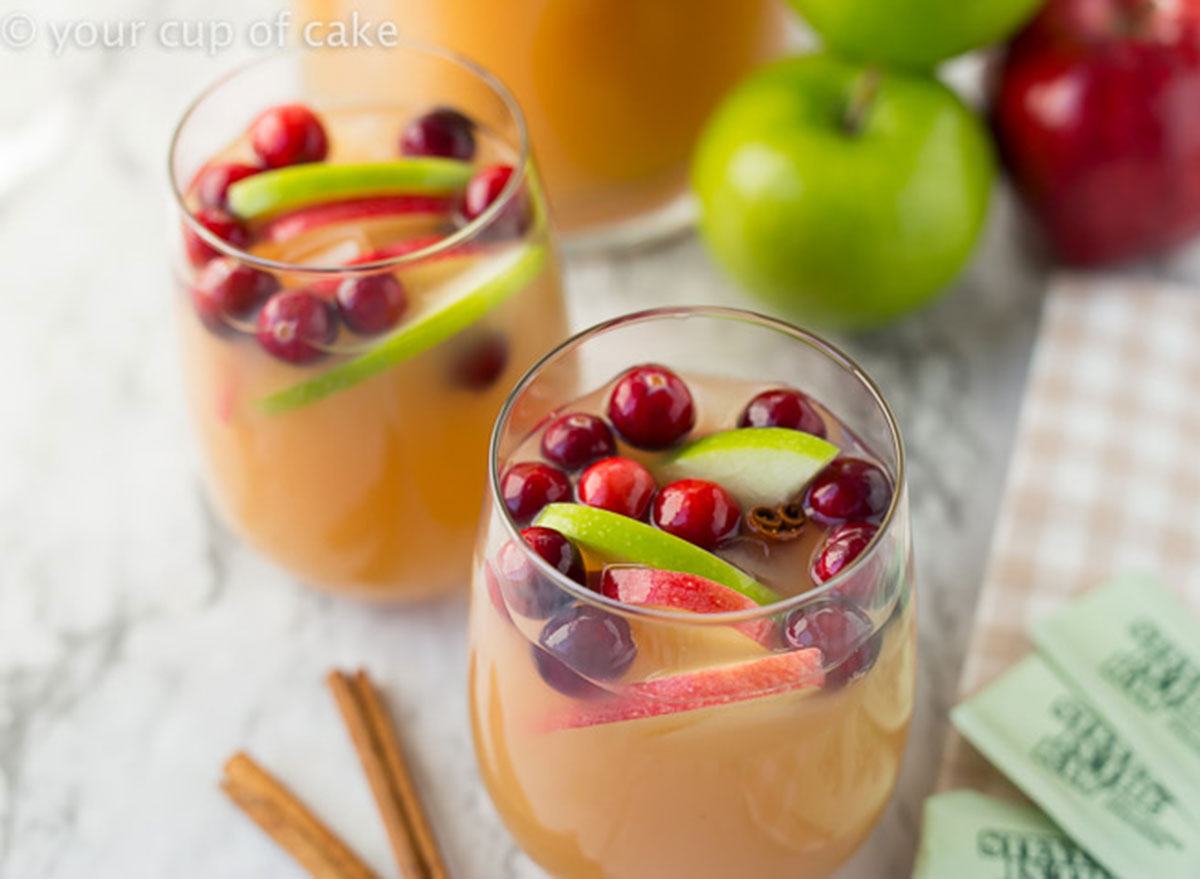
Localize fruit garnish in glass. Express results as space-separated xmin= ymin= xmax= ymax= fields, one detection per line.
xmin=470 ymin=308 xmax=915 ymax=878
xmin=169 ymin=47 xmax=567 ymax=600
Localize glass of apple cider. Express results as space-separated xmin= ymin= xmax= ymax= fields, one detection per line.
xmin=169 ymin=46 xmax=567 ymax=600
xmin=295 ymin=0 xmax=787 ymax=249
xmin=470 ymin=307 xmax=914 ymax=877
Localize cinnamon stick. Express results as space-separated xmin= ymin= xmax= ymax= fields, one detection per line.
xmin=220 ymin=751 xmax=378 ymax=879
xmin=328 ymin=669 xmax=448 ymax=879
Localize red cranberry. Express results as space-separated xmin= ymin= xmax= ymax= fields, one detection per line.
xmin=607 ymin=365 xmax=695 ymax=449
xmin=812 ymin=522 xmax=879 ymax=584
xmin=255 ymin=290 xmax=337 ymax=363
xmin=531 ymin=648 xmax=604 ymax=699
xmin=250 ymin=104 xmax=328 ymax=168
xmin=536 ymin=604 xmax=636 ymax=695
xmin=652 ymin=479 xmax=741 ymax=549
xmin=483 ymin=563 xmax=512 ymax=623
xmin=541 ymin=413 xmax=616 ymax=471
xmin=336 ymin=274 xmax=407 ymax=335
xmin=461 ymin=164 xmax=530 ymax=236
xmin=184 ymin=208 xmax=250 ymax=267
xmin=194 ymin=162 xmax=260 ymax=211
xmin=783 ymin=599 xmax=878 ymax=688
xmin=807 ymin=458 xmax=891 ymax=523
xmin=577 ymin=457 xmax=656 ymax=520
xmin=400 ymin=107 xmax=476 ymax=160
xmin=497 ymin=526 xmax=584 ymax=619
xmin=500 ymin=461 xmax=572 ymax=522
xmin=191 ymin=258 xmax=278 ymax=330
xmin=450 ymin=332 xmax=508 ymax=390
xmin=739 ymin=389 xmax=827 ymax=438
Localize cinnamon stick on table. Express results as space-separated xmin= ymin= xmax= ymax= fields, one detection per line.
xmin=220 ymin=751 xmax=378 ymax=879
xmin=328 ymin=669 xmax=448 ymax=879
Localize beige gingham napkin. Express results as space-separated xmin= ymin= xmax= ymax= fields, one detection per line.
xmin=938 ymin=276 xmax=1200 ymax=795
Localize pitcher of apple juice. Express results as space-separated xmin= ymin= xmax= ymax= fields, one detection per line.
xmin=169 ymin=46 xmax=567 ymax=600
xmin=469 ymin=307 xmax=915 ymax=877
xmin=295 ymin=0 xmax=786 ymax=247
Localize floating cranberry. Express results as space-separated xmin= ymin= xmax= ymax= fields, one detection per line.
xmin=739 ymin=389 xmax=827 ymax=437
xmin=541 ymin=413 xmax=616 ymax=471
xmin=536 ymin=604 xmax=636 ymax=696
xmin=497 ymin=526 xmax=584 ymax=619
xmin=652 ymin=479 xmax=741 ymax=549
xmin=812 ymin=522 xmax=879 ymax=584
xmin=607 ymin=365 xmax=695 ymax=449
xmin=184 ymin=207 xmax=250 ymax=267
xmin=255 ymin=290 xmax=337 ymax=363
xmin=500 ymin=461 xmax=572 ymax=522
xmin=783 ymin=599 xmax=878 ymax=688
xmin=450 ymin=332 xmax=509 ymax=390
xmin=191 ymin=258 xmax=278 ymax=330
xmin=250 ymin=104 xmax=328 ymax=168
xmin=577 ymin=457 xmax=656 ymax=520
xmin=400 ymin=107 xmax=476 ymax=160
xmin=807 ymin=458 xmax=891 ymax=523
xmin=461 ymin=164 xmax=530 ymax=236
xmin=194 ymin=162 xmax=261 ymax=211
xmin=483 ymin=563 xmax=512 ymax=623
xmin=531 ymin=649 xmax=603 ymax=699
xmin=336 ymin=274 xmax=407 ymax=335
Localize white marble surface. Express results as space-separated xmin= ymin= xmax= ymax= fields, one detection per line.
xmin=4 ymin=3 xmax=1200 ymax=878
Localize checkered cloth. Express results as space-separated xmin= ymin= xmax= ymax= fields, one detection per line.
xmin=938 ymin=276 xmax=1200 ymax=796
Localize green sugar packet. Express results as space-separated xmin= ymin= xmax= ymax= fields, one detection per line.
xmin=913 ymin=790 xmax=1114 ymax=879
xmin=951 ymin=655 xmax=1200 ymax=879
xmin=1033 ymin=574 xmax=1200 ymax=809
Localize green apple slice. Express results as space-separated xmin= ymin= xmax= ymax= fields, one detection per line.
xmin=660 ymin=427 xmax=838 ymax=508
xmin=257 ymin=243 xmax=546 ymax=415
xmin=534 ymin=504 xmax=781 ymax=606
xmin=228 ymin=159 xmax=473 ymax=220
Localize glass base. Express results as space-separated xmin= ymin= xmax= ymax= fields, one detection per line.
xmin=559 ymin=190 xmax=698 ymax=257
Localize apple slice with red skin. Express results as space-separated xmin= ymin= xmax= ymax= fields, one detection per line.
xmin=600 ymin=567 xmax=778 ymax=646
xmin=259 ymin=194 xmax=454 ymax=243
xmin=541 ymin=647 xmax=823 ymax=731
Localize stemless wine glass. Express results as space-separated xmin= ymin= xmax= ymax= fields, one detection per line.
xmin=169 ymin=45 xmax=567 ymax=600
xmin=469 ymin=308 xmax=914 ymax=878
xmin=295 ymin=0 xmax=787 ymax=249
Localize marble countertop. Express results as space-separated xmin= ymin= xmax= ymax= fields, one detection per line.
xmin=4 ymin=3 xmax=1199 ymax=878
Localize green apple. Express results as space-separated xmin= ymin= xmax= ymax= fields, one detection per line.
xmin=692 ymin=54 xmax=994 ymax=331
xmin=534 ymin=504 xmax=781 ymax=606
xmin=661 ymin=427 xmax=838 ymax=508
xmin=258 ymin=243 xmax=546 ymax=414
xmin=790 ymin=0 xmax=1042 ymax=70
xmin=228 ymin=159 xmax=473 ymax=220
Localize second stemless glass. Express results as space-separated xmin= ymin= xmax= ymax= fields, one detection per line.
xmin=169 ymin=46 xmax=567 ymax=600
xmin=469 ymin=308 xmax=915 ymax=877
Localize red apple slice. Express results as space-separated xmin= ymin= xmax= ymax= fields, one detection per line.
xmin=346 ymin=235 xmax=484 ymax=266
xmin=259 ymin=195 xmax=453 ymax=244
xmin=600 ymin=567 xmax=778 ymax=646
xmin=542 ymin=648 xmax=824 ymax=731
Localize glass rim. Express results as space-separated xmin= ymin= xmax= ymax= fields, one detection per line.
xmin=167 ymin=40 xmax=532 ymax=275
xmin=486 ymin=306 xmax=908 ymax=627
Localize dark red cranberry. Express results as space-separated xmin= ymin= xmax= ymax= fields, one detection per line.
xmin=400 ymin=107 xmax=476 ymax=160
xmin=500 ymin=461 xmax=572 ymax=522
xmin=577 ymin=457 xmax=656 ymax=520
xmin=184 ymin=208 xmax=250 ymax=267
xmin=255 ymin=290 xmax=338 ymax=363
xmin=483 ymin=562 xmax=512 ymax=623
xmin=607 ymin=365 xmax=695 ymax=449
xmin=739 ymin=389 xmax=827 ymax=438
xmin=536 ymin=604 xmax=636 ymax=695
xmin=191 ymin=258 xmax=278 ymax=330
xmin=461 ymin=164 xmax=530 ymax=236
xmin=783 ymin=599 xmax=878 ymax=688
xmin=450 ymin=332 xmax=509 ymax=390
xmin=496 ymin=526 xmax=584 ymax=619
xmin=812 ymin=522 xmax=879 ymax=584
xmin=531 ymin=649 xmax=604 ymax=698
xmin=336 ymin=274 xmax=407 ymax=335
xmin=194 ymin=162 xmax=260 ymax=211
xmin=541 ymin=413 xmax=616 ymax=471
xmin=250 ymin=104 xmax=328 ymax=168
xmin=807 ymin=458 xmax=892 ymax=523
xmin=652 ymin=479 xmax=741 ymax=549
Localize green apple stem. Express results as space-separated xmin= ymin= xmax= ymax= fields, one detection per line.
xmin=841 ymin=66 xmax=884 ymax=136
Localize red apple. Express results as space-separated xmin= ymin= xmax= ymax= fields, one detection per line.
xmin=992 ymin=0 xmax=1200 ymax=265
xmin=541 ymin=648 xmax=824 ymax=731
xmin=259 ymin=194 xmax=453 ymax=243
